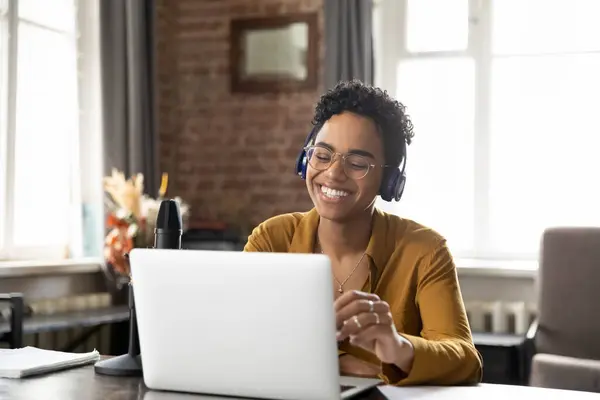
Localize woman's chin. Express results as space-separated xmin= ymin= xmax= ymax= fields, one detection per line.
xmin=314 ymin=200 xmax=354 ymax=222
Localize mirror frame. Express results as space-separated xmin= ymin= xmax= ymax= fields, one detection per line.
xmin=229 ymin=13 xmax=319 ymax=93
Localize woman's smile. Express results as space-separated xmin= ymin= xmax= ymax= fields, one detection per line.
xmin=316 ymin=184 xmax=353 ymax=204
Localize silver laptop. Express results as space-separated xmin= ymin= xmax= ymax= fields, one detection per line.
xmin=129 ymin=248 xmax=382 ymax=400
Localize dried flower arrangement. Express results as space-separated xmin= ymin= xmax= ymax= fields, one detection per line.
xmin=103 ymin=169 xmax=190 ymax=283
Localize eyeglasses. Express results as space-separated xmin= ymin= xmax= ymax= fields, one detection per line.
xmin=305 ymin=145 xmax=385 ymax=180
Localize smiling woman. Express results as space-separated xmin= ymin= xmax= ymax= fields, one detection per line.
xmin=244 ymin=80 xmax=482 ymax=386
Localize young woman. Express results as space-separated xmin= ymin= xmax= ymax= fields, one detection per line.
xmin=244 ymin=80 xmax=482 ymax=386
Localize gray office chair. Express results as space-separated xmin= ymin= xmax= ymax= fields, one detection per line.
xmin=528 ymin=227 xmax=600 ymax=392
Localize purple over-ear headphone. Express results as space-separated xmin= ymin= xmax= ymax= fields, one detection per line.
xmin=294 ymin=126 xmax=407 ymax=202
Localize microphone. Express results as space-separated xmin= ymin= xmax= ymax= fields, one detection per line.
xmin=154 ymin=199 xmax=183 ymax=250
xmin=95 ymin=199 xmax=183 ymax=377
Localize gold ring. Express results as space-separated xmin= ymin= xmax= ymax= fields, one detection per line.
xmin=353 ymin=315 xmax=362 ymax=329
xmin=374 ymin=313 xmax=380 ymax=324
xmin=368 ymin=300 xmax=374 ymax=313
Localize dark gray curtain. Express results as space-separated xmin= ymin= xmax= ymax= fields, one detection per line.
xmin=100 ymin=0 xmax=158 ymax=196
xmin=324 ymin=0 xmax=375 ymax=89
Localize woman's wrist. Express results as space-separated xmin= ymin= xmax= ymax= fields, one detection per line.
xmin=390 ymin=333 xmax=415 ymax=373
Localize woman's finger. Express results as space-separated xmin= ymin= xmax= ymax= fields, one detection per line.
xmin=336 ymin=298 xmax=390 ymax=330
xmin=337 ymin=310 xmax=393 ymax=341
xmin=334 ymin=290 xmax=380 ymax=312
xmin=349 ymin=324 xmax=382 ymax=348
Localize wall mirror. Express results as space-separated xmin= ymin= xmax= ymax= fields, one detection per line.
xmin=230 ymin=13 xmax=318 ymax=93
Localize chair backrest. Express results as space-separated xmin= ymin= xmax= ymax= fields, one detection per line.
xmin=536 ymin=227 xmax=600 ymax=360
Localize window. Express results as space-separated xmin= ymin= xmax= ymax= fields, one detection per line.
xmin=0 ymin=0 xmax=83 ymax=261
xmin=375 ymin=0 xmax=600 ymax=261
xmin=0 ymin=1 xmax=8 ymax=255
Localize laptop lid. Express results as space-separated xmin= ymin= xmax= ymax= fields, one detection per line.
xmin=129 ymin=248 xmax=343 ymax=400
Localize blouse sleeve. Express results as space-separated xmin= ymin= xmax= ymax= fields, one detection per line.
xmin=381 ymin=242 xmax=483 ymax=386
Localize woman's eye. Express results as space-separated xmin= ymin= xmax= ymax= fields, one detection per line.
xmin=350 ymin=163 xmax=367 ymax=170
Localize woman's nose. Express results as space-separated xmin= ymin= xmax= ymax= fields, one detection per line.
xmin=326 ymin=155 xmax=347 ymax=180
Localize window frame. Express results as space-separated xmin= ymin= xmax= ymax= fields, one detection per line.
xmin=0 ymin=0 xmax=87 ymax=261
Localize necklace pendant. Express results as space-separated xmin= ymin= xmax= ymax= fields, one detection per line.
xmin=338 ymin=287 xmax=344 ymax=293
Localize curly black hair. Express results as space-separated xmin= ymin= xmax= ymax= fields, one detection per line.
xmin=311 ymin=79 xmax=414 ymax=169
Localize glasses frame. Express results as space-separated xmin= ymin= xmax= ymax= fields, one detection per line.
xmin=304 ymin=145 xmax=389 ymax=180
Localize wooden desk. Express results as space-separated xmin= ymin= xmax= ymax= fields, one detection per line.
xmin=2 ymin=362 xmax=599 ymax=400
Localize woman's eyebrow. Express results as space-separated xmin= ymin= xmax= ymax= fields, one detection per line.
xmin=314 ymin=141 xmax=376 ymax=159
xmin=348 ymin=149 xmax=375 ymax=159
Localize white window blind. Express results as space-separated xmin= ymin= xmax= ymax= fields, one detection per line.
xmin=375 ymin=0 xmax=600 ymax=261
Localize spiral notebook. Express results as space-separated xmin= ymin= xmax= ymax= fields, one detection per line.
xmin=0 ymin=346 xmax=100 ymax=378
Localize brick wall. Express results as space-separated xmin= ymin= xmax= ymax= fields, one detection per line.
xmin=155 ymin=0 xmax=324 ymax=233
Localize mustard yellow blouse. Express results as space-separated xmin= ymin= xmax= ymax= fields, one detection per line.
xmin=243 ymin=207 xmax=483 ymax=386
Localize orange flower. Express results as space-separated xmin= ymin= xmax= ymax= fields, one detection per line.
xmin=106 ymin=213 xmax=130 ymax=229
xmin=104 ymin=227 xmax=134 ymax=275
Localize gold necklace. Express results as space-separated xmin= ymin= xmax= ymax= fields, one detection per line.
xmin=316 ymin=238 xmax=366 ymax=293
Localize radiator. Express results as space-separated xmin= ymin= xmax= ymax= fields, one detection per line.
xmin=2 ymin=293 xmax=114 ymax=353
xmin=465 ymin=301 xmax=537 ymax=335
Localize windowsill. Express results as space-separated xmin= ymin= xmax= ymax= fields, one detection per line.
xmin=456 ymin=258 xmax=538 ymax=279
xmin=0 ymin=256 xmax=537 ymax=279
xmin=0 ymin=257 xmax=102 ymax=278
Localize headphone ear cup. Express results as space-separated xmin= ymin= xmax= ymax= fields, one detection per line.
xmin=395 ymin=171 xmax=406 ymax=202
xmin=300 ymin=154 xmax=308 ymax=180
xmin=379 ymin=168 xmax=395 ymax=202
xmin=295 ymin=148 xmax=308 ymax=180
xmin=379 ymin=168 xmax=405 ymax=202
xmin=296 ymin=126 xmax=318 ymax=180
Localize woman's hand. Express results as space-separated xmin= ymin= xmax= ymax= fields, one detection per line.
xmin=335 ymin=291 xmax=414 ymax=372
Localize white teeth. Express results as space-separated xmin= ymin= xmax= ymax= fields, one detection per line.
xmin=321 ymin=185 xmax=349 ymax=198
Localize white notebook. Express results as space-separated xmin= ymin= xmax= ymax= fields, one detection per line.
xmin=0 ymin=346 xmax=100 ymax=378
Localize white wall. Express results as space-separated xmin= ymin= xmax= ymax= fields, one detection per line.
xmin=459 ymin=273 xmax=537 ymax=305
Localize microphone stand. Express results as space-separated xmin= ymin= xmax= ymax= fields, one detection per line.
xmin=94 ymin=199 xmax=181 ymax=377
xmin=94 ymin=277 xmax=142 ymax=376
